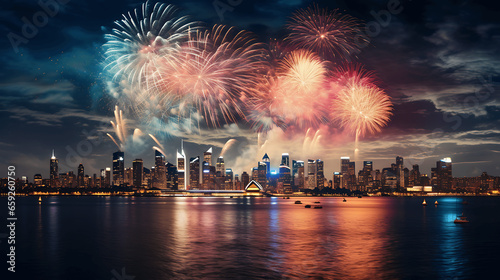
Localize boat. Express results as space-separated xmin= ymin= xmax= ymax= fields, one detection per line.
xmin=343 ymin=198 xmax=347 ymax=202
xmin=314 ymin=201 xmax=320 ymax=204
xmin=434 ymin=201 xmax=438 ymax=205
xmin=295 ymin=201 xmax=302 ymax=204
xmin=454 ymin=213 xmax=469 ymax=223
xmin=286 ymin=197 xmax=290 ymax=199
xmin=422 ymin=199 xmax=427 ymax=206
xmin=313 ymin=205 xmax=323 ymax=209
xmin=283 ymin=197 xmax=286 ymax=199
xmin=305 ymin=205 xmax=311 ymax=208
xmin=38 ymin=196 xmax=42 ymax=203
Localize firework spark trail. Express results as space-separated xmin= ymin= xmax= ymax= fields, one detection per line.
xmin=220 ymin=139 xmax=237 ymax=157
xmin=153 ymin=146 xmax=167 ymax=157
xmin=107 ymin=133 xmax=121 ymax=150
xmin=149 ymin=134 xmax=165 ymax=150
xmin=285 ymin=4 xmax=368 ymax=61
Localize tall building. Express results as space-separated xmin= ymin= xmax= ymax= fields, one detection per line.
xmin=153 ymin=150 xmax=166 ymax=189
xmin=396 ymin=156 xmax=405 ymax=188
xmin=436 ymin=157 xmax=452 ymax=191
xmin=341 ymin=157 xmax=350 ymax=189
xmin=124 ymin=167 xmax=133 ymax=186
xmin=176 ymin=140 xmax=187 ymax=190
xmin=50 ymin=150 xmax=58 ymax=187
xmin=348 ymin=161 xmax=356 ymax=190
xmin=409 ymin=164 xmax=420 ymax=187
xmin=77 ymin=163 xmax=85 ymax=187
xmin=262 ymin=153 xmax=271 ymax=177
xmin=279 ymin=165 xmax=292 ymax=193
xmin=204 ymin=147 xmax=212 ymax=166
xmin=241 ymin=171 xmax=250 ymax=189
xmin=225 ymin=169 xmax=233 ymax=190
xmin=258 ymin=162 xmax=267 ymax=189
xmin=296 ymin=160 xmax=305 ymax=190
xmin=189 ymin=156 xmax=200 ymax=189
xmin=316 ymin=159 xmax=324 ymax=189
xmin=281 ymin=153 xmax=290 ymax=167
xmin=359 ymin=161 xmax=373 ymax=191
xmin=216 ymin=156 xmax=225 ymax=190
xmin=104 ymin=167 xmax=111 ymax=187
xmin=333 ymin=172 xmax=342 ymax=189
xmin=166 ymin=162 xmax=178 ymax=189
xmin=307 ymin=159 xmax=316 ymax=189
xmin=132 ymin=159 xmax=143 ymax=188
xmin=112 ymin=151 xmax=125 ymax=187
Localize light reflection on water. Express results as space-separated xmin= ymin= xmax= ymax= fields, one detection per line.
xmin=6 ymin=196 xmax=500 ymax=279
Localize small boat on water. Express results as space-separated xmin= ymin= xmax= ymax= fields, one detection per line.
xmin=434 ymin=201 xmax=438 ymax=205
xmin=38 ymin=196 xmax=42 ymax=203
xmin=343 ymin=198 xmax=347 ymax=202
xmin=286 ymin=197 xmax=290 ymax=199
xmin=305 ymin=205 xmax=311 ymax=208
xmin=313 ymin=205 xmax=323 ymax=209
xmin=454 ymin=214 xmax=469 ymax=223
xmin=283 ymin=197 xmax=286 ymax=199
xmin=295 ymin=200 xmax=302 ymax=204
xmin=422 ymin=199 xmax=427 ymax=206
xmin=314 ymin=201 xmax=320 ymax=204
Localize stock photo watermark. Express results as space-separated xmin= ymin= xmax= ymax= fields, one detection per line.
xmin=111 ymin=267 xmax=135 ymax=280
xmin=213 ymin=0 xmax=243 ymax=21
xmin=7 ymin=0 xmax=71 ymax=54
xmin=6 ymin=165 xmax=17 ymax=273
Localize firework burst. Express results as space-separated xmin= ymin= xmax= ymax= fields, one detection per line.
xmin=103 ymin=1 xmax=199 ymax=90
xmin=158 ymin=24 xmax=268 ymax=127
xmin=331 ymin=83 xmax=392 ymax=139
xmin=250 ymin=49 xmax=328 ymax=131
xmin=285 ymin=5 xmax=367 ymax=61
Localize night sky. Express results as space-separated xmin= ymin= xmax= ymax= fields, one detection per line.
xmin=1 ymin=0 xmax=499 ymax=179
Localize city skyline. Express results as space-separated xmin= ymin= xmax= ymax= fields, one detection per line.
xmin=1 ymin=0 xmax=499 ymax=180
xmin=18 ymin=146 xmax=500 ymax=193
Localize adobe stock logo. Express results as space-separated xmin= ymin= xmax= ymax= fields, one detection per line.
xmin=7 ymin=0 xmax=71 ymax=54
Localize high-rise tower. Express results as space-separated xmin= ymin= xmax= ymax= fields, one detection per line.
xmin=50 ymin=150 xmax=58 ymax=187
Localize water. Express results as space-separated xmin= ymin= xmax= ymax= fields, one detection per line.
xmin=1 ymin=196 xmax=499 ymax=279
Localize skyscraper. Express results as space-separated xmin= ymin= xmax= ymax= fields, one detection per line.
xmin=341 ymin=157 xmax=350 ymax=189
xmin=104 ymin=167 xmax=111 ymax=187
xmin=77 ymin=163 xmax=85 ymax=187
xmin=281 ymin=153 xmax=290 ymax=167
xmin=279 ymin=164 xmax=292 ymax=193
xmin=258 ymin=162 xmax=267 ymax=189
xmin=262 ymin=153 xmax=271 ymax=177
xmin=177 ymin=141 xmax=186 ymax=190
xmin=204 ymin=147 xmax=212 ymax=166
xmin=216 ymin=156 xmax=225 ymax=190
xmin=307 ymin=159 xmax=316 ymax=189
xmin=189 ymin=156 xmax=200 ymax=190
xmin=225 ymin=169 xmax=233 ymax=190
xmin=50 ymin=150 xmax=58 ymax=187
xmin=112 ymin=151 xmax=124 ymax=187
xmin=296 ymin=160 xmax=305 ymax=190
xmin=153 ymin=150 xmax=166 ymax=189
xmin=316 ymin=159 xmax=324 ymax=189
xmin=132 ymin=159 xmax=143 ymax=188
xmin=396 ymin=156 xmax=405 ymax=188
xmin=436 ymin=157 xmax=452 ymax=191
xmin=241 ymin=171 xmax=250 ymax=189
